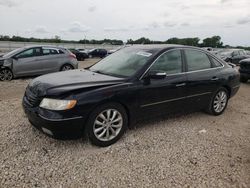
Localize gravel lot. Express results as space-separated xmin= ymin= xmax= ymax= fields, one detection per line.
xmin=0 ymin=58 xmax=250 ymax=187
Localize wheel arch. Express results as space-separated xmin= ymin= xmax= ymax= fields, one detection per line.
xmin=221 ymin=85 xmax=232 ymax=97
xmin=0 ymin=66 xmax=14 ymax=80
xmin=60 ymin=63 xmax=74 ymax=71
xmin=86 ymin=99 xmax=134 ymax=129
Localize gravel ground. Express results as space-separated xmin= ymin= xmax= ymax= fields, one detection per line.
xmin=0 ymin=59 xmax=250 ymax=187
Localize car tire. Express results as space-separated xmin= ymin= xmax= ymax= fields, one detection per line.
xmin=60 ymin=64 xmax=74 ymax=71
xmin=86 ymin=103 xmax=128 ymax=147
xmin=240 ymin=76 xmax=248 ymax=83
xmin=0 ymin=68 xmax=13 ymax=81
xmin=205 ymin=88 xmax=229 ymax=116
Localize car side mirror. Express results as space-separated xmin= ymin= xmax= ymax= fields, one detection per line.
xmin=13 ymin=56 xmax=18 ymax=60
xmin=142 ymin=71 xmax=166 ymax=85
xmin=144 ymin=71 xmax=167 ymax=80
xmin=148 ymin=71 xmax=166 ymax=79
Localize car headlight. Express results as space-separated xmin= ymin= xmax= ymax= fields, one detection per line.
xmin=39 ymin=98 xmax=77 ymax=110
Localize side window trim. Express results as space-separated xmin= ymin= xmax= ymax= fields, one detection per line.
xmin=140 ymin=48 xmax=225 ymax=80
xmin=183 ymin=49 xmax=225 ymax=73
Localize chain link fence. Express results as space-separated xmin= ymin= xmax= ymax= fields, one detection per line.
xmin=0 ymin=41 xmax=120 ymax=52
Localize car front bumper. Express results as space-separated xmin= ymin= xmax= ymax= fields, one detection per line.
xmin=23 ymin=101 xmax=85 ymax=139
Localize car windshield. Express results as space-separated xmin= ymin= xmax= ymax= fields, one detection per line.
xmin=3 ymin=48 xmax=24 ymax=58
xmin=89 ymin=48 xmax=153 ymax=77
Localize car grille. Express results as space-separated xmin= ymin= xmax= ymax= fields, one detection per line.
xmin=24 ymin=88 xmax=41 ymax=107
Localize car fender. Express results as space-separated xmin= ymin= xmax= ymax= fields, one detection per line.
xmin=0 ymin=59 xmax=13 ymax=71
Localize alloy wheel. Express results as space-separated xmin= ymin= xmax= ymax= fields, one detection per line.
xmin=61 ymin=65 xmax=73 ymax=71
xmin=93 ymin=109 xmax=123 ymax=142
xmin=213 ymin=91 xmax=228 ymax=113
xmin=0 ymin=69 xmax=13 ymax=81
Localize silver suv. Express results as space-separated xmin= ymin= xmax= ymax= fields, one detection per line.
xmin=0 ymin=45 xmax=78 ymax=81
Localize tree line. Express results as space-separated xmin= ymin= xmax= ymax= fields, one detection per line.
xmin=127 ymin=36 xmax=224 ymax=48
xmin=0 ymin=35 xmax=124 ymax=45
xmin=0 ymin=35 xmax=249 ymax=50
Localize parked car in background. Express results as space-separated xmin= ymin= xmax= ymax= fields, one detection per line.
xmin=88 ymin=48 xmax=107 ymax=58
xmin=217 ymin=49 xmax=250 ymax=65
xmin=23 ymin=45 xmax=240 ymax=147
xmin=77 ymin=48 xmax=88 ymax=52
xmin=0 ymin=46 xmax=78 ymax=81
xmin=108 ymin=46 xmax=123 ymax=55
xmin=108 ymin=45 xmax=132 ymax=55
xmin=239 ymin=58 xmax=250 ymax=83
xmin=69 ymin=49 xmax=88 ymax=61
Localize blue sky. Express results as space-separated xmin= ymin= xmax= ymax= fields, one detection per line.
xmin=0 ymin=0 xmax=250 ymax=46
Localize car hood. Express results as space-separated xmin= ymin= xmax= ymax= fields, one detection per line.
xmin=28 ymin=69 xmax=125 ymax=96
xmin=240 ymin=58 xmax=250 ymax=64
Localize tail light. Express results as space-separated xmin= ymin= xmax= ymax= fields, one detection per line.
xmin=69 ymin=53 xmax=76 ymax=59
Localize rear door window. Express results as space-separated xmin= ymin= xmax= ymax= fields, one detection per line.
xmin=42 ymin=48 xmax=61 ymax=55
xmin=184 ymin=49 xmax=212 ymax=71
xmin=42 ymin=49 xmax=51 ymax=56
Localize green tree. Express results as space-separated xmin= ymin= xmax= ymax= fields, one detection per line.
xmin=166 ymin=37 xmax=200 ymax=46
xmin=201 ymin=36 xmax=223 ymax=48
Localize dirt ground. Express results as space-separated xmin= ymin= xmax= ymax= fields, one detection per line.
xmin=0 ymin=58 xmax=250 ymax=187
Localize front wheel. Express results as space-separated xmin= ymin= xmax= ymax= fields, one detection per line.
xmin=0 ymin=69 xmax=13 ymax=81
xmin=206 ymin=88 xmax=229 ymax=116
xmin=86 ymin=103 xmax=128 ymax=147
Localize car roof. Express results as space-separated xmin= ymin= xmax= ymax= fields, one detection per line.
xmin=126 ymin=44 xmax=205 ymax=53
xmin=22 ymin=45 xmax=66 ymax=50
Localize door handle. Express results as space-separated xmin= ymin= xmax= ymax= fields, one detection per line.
xmin=211 ymin=77 xmax=219 ymax=81
xmin=176 ymin=83 xmax=186 ymax=87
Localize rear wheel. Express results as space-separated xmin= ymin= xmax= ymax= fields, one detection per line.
xmin=86 ymin=103 xmax=128 ymax=147
xmin=0 ymin=69 xmax=13 ymax=81
xmin=206 ymin=88 xmax=229 ymax=116
xmin=61 ymin=64 xmax=73 ymax=71
xmin=240 ymin=76 xmax=248 ymax=83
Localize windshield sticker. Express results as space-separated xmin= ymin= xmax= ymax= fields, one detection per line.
xmin=136 ymin=51 xmax=152 ymax=57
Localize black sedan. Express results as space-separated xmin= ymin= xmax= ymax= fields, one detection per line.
xmin=88 ymin=48 xmax=107 ymax=58
xmin=218 ymin=49 xmax=250 ymax=65
xmin=69 ymin=49 xmax=88 ymax=61
xmin=23 ymin=45 xmax=240 ymax=147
